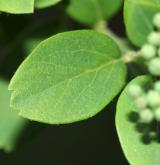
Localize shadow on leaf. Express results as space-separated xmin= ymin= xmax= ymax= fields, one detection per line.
xmin=128 ymin=111 xmax=160 ymax=145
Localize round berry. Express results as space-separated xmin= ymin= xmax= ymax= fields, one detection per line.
xmin=158 ymin=47 xmax=160 ymax=56
xmin=146 ymin=90 xmax=160 ymax=107
xmin=148 ymin=32 xmax=160 ymax=46
xmin=139 ymin=109 xmax=154 ymax=123
xmin=148 ymin=57 xmax=160 ymax=76
xmin=149 ymin=131 xmax=157 ymax=139
xmin=140 ymin=44 xmax=156 ymax=59
xmin=135 ymin=95 xmax=147 ymax=109
xmin=128 ymin=84 xmax=143 ymax=97
xmin=153 ymin=13 xmax=160 ymax=29
xmin=154 ymin=107 xmax=160 ymax=121
xmin=154 ymin=81 xmax=160 ymax=92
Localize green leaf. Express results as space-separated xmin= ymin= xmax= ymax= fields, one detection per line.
xmin=34 ymin=0 xmax=61 ymax=9
xmin=0 ymin=0 xmax=61 ymax=14
xmin=116 ymin=75 xmax=160 ymax=165
xmin=9 ymin=30 xmax=127 ymax=124
xmin=0 ymin=79 xmax=26 ymax=152
xmin=0 ymin=0 xmax=34 ymax=14
xmin=124 ymin=0 xmax=160 ymax=47
xmin=67 ymin=0 xmax=122 ymax=25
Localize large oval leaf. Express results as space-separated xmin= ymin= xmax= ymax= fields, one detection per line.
xmin=124 ymin=0 xmax=160 ymax=47
xmin=0 ymin=0 xmax=34 ymax=14
xmin=0 ymin=79 xmax=26 ymax=152
xmin=35 ymin=0 xmax=61 ymax=9
xmin=9 ymin=30 xmax=127 ymax=124
xmin=67 ymin=0 xmax=122 ymax=25
xmin=116 ymin=76 xmax=160 ymax=165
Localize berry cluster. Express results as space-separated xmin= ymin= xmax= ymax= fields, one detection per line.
xmin=128 ymin=82 xmax=160 ymax=123
xmin=140 ymin=13 xmax=160 ymax=76
xmin=128 ymin=13 xmax=160 ymax=124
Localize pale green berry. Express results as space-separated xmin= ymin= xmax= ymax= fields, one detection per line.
xmin=154 ymin=107 xmax=160 ymax=121
xmin=135 ymin=95 xmax=147 ymax=109
xmin=149 ymin=131 xmax=157 ymax=139
xmin=158 ymin=47 xmax=160 ymax=57
xmin=154 ymin=81 xmax=160 ymax=92
xmin=146 ymin=90 xmax=160 ymax=107
xmin=148 ymin=58 xmax=160 ymax=76
xmin=140 ymin=44 xmax=156 ymax=59
xmin=128 ymin=84 xmax=143 ymax=97
xmin=139 ymin=109 xmax=154 ymax=123
xmin=153 ymin=13 xmax=160 ymax=29
xmin=148 ymin=32 xmax=160 ymax=46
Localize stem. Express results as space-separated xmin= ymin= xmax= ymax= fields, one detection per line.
xmin=122 ymin=51 xmax=140 ymax=63
xmin=93 ymin=20 xmax=138 ymax=62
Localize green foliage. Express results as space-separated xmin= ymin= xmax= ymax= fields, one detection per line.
xmin=1 ymin=1 xmax=160 ymax=164
xmin=67 ymin=0 xmax=122 ymax=25
xmin=34 ymin=0 xmax=61 ymax=9
xmin=124 ymin=0 xmax=160 ymax=47
xmin=0 ymin=79 xmax=26 ymax=152
xmin=9 ymin=30 xmax=126 ymax=124
xmin=0 ymin=0 xmax=61 ymax=14
xmin=116 ymin=76 xmax=160 ymax=165
xmin=0 ymin=0 xmax=34 ymax=14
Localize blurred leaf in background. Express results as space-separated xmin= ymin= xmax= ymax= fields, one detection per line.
xmin=0 ymin=79 xmax=26 ymax=152
xmin=67 ymin=0 xmax=122 ymax=25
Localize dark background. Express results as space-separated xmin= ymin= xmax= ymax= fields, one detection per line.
xmin=0 ymin=1 xmax=129 ymax=164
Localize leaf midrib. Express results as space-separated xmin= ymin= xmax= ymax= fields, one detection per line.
xmin=13 ymin=58 xmax=121 ymax=97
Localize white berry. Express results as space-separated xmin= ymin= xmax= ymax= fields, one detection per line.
xmin=153 ymin=13 xmax=160 ymax=29
xmin=154 ymin=81 xmax=160 ymax=92
xmin=135 ymin=95 xmax=147 ymax=109
xmin=148 ymin=32 xmax=160 ymax=46
xmin=148 ymin=58 xmax=160 ymax=76
xmin=128 ymin=84 xmax=143 ymax=97
xmin=139 ymin=109 xmax=154 ymax=123
xmin=154 ymin=107 xmax=160 ymax=121
xmin=146 ymin=90 xmax=160 ymax=107
xmin=140 ymin=44 xmax=156 ymax=59
xmin=158 ymin=47 xmax=160 ymax=57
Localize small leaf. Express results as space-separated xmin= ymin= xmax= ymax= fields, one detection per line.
xmin=0 ymin=0 xmax=34 ymax=14
xmin=67 ymin=0 xmax=122 ymax=25
xmin=35 ymin=0 xmax=61 ymax=9
xmin=116 ymin=76 xmax=160 ymax=165
xmin=124 ymin=0 xmax=160 ymax=47
xmin=9 ymin=30 xmax=127 ymax=124
xmin=0 ymin=79 xmax=26 ymax=152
